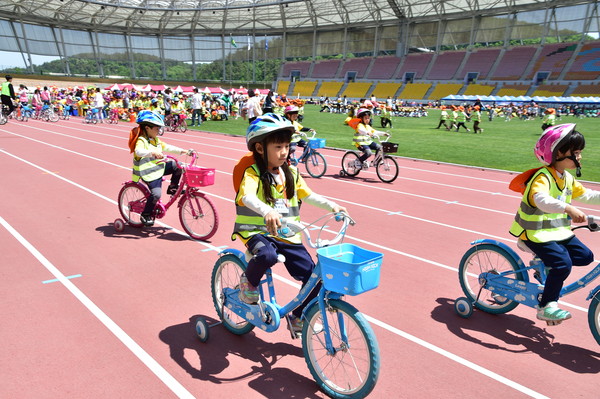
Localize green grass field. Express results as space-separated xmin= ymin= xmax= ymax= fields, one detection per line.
xmin=192 ymin=105 xmax=600 ymax=182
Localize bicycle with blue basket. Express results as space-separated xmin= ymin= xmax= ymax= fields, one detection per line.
xmin=195 ymin=212 xmax=381 ymax=398
xmin=289 ymin=130 xmax=328 ymax=178
xmin=454 ymin=216 xmax=600 ymax=345
xmin=83 ymin=108 xmax=100 ymax=124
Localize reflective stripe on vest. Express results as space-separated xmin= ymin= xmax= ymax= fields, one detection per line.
xmin=131 ymin=136 xmax=166 ymax=182
xmin=509 ymin=167 xmax=573 ymax=243
xmin=232 ymin=164 xmax=302 ymax=244
xmin=291 ymin=120 xmax=303 ymax=143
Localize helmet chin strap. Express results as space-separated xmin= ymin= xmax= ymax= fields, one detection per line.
xmin=555 ymin=156 xmax=582 ymax=177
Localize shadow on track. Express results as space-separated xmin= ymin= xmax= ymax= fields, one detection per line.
xmin=432 ymin=297 xmax=600 ymax=373
xmin=95 ymin=223 xmax=202 ymax=242
xmin=159 ymin=315 xmax=323 ymax=398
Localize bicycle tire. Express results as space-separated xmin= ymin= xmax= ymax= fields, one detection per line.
xmin=458 ymin=244 xmax=526 ymax=314
xmin=178 ymin=122 xmax=187 ymax=133
xmin=211 ymin=254 xmax=255 ymax=335
xmin=178 ymin=191 xmax=219 ymax=240
xmin=341 ymin=151 xmax=361 ymax=177
xmin=588 ymin=294 xmax=600 ymax=346
xmin=49 ymin=112 xmax=59 ymax=122
xmin=302 ymin=300 xmax=380 ymax=398
xmin=375 ymin=155 xmax=399 ymax=183
xmin=305 ymin=151 xmax=327 ymax=178
xmin=0 ymin=114 xmax=7 ymax=125
xmin=117 ymin=182 xmax=149 ymax=227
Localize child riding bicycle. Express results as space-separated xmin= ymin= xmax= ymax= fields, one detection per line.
xmin=283 ymin=105 xmax=313 ymax=159
xmin=232 ymin=113 xmax=347 ymax=334
xmin=509 ymin=123 xmax=600 ymax=322
xmin=130 ymin=110 xmax=195 ymax=227
xmin=352 ymin=107 xmax=390 ymax=169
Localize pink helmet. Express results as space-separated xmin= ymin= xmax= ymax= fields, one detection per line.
xmin=356 ymin=108 xmax=371 ymax=118
xmin=534 ymin=123 xmax=576 ymax=165
xmin=284 ymin=105 xmax=299 ymax=114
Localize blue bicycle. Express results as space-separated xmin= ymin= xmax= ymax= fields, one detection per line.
xmin=454 ymin=217 xmax=600 ymax=345
xmin=289 ymin=131 xmax=328 ymax=178
xmin=196 ymin=213 xmax=382 ymax=398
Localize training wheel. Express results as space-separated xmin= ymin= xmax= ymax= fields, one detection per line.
xmin=454 ymin=297 xmax=473 ymax=318
xmin=339 ymin=170 xmax=346 ymax=177
xmin=114 ymin=218 xmax=125 ymax=233
xmin=195 ymin=317 xmax=210 ymax=342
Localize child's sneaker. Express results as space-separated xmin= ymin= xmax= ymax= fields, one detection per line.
xmin=536 ymin=301 xmax=571 ymax=322
xmin=238 ymin=273 xmax=259 ymax=304
xmin=166 ymin=185 xmax=178 ymax=196
xmin=140 ymin=214 xmax=155 ymax=227
xmin=287 ymin=315 xmax=304 ymax=336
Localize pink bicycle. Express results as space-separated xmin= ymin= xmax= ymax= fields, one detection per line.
xmin=115 ymin=154 xmax=219 ymax=241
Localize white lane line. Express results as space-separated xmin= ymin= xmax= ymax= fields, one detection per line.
xmin=0 ymin=216 xmax=195 ymax=399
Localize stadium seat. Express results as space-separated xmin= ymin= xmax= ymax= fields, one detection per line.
xmin=527 ymin=42 xmax=577 ymax=80
xmin=396 ymin=53 xmax=434 ymax=80
xmin=367 ymin=57 xmax=402 ymax=80
xmin=427 ymin=51 xmax=465 ymax=80
xmin=460 ymin=48 xmax=501 ymax=79
xmin=311 ymin=59 xmax=342 ymax=79
xmin=491 ymin=46 xmax=537 ymax=80
xmin=564 ymin=42 xmax=600 ymax=80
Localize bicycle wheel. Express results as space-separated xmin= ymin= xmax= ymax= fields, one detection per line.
xmin=211 ymin=254 xmax=255 ymax=335
xmin=302 ymin=300 xmax=380 ymax=399
xmin=0 ymin=114 xmax=7 ymax=125
xmin=458 ymin=244 xmax=525 ymax=314
xmin=588 ymin=295 xmax=600 ymax=346
xmin=179 ymin=191 xmax=219 ymax=240
xmin=117 ymin=182 xmax=149 ymax=227
xmin=178 ymin=122 xmax=188 ymax=133
xmin=375 ymin=155 xmax=399 ymax=183
xmin=341 ymin=151 xmax=361 ymax=177
xmin=305 ymin=151 xmax=327 ymax=178
xmin=49 ymin=111 xmax=59 ymax=122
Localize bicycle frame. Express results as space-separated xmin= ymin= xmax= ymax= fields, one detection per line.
xmin=470 ymin=238 xmax=600 ymax=306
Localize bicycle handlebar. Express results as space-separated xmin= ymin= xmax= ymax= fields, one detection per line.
xmin=572 ymin=215 xmax=600 ymax=232
xmin=278 ymin=212 xmax=355 ymax=249
xmin=162 ymin=153 xmax=198 ymax=168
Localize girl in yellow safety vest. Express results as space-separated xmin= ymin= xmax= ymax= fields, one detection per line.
xmin=509 ymin=124 xmax=600 ymax=322
xmin=131 ymin=110 xmax=196 ymax=227
xmin=233 ymin=113 xmax=347 ymax=335
xmin=352 ymin=108 xmax=389 ymax=168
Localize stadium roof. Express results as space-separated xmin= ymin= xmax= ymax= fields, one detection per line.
xmin=0 ymin=0 xmax=582 ymax=36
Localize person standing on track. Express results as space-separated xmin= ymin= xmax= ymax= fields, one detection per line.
xmin=1 ymin=75 xmax=16 ymax=116
xmin=129 ymin=110 xmax=196 ymax=227
xmin=232 ymin=113 xmax=347 ymax=335
xmin=509 ymin=124 xmax=600 ymax=323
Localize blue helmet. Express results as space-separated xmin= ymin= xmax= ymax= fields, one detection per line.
xmin=136 ymin=110 xmax=164 ymax=127
xmin=246 ymin=113 xmax=294 ymax=150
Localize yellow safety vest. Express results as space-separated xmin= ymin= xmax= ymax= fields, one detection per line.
xmin=232 ymin=164 xmax=302 ymax=244
xmin=132 ymin=136 xmax=166 ymax=183
xmin=509 ymin=167 xmax=574 ymax=243
xmin=353 ymin=123 xmax=374 ymax=147
xmin=1 ymin=81 xmax=11 ymax=96
xmin=291 ymin=120 xmax=304 ymax=143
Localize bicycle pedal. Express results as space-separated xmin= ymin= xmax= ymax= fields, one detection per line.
xmin=546 ymin=320 xmax=563 ymax=326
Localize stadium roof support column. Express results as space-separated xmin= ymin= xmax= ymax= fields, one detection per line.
xmin=56 ymin=27 xmax=71 ymax=76
xmin=126 ymin=34 xmax=136 ymax=79
xmin=159 ymin=34 xmax=166 ymax=80
xmin=397 ymin=19 xmax=408 ymax=56
xmin=190 ymin=35 xmax=196 ymax=81
xmin=49 ymin=26 xmax=65 ymax=75
xmin=16 ymin=20 xmax=34 ymax=73
xmin=503 ymin=13 xmax=517 ymax=48
xmin=91 ymin=31 xmax=104 ymax=77
xmin=11 ymin=20 xmax=32 ymax=73
xmin=221 ymin=35 xmax=226 ymax=82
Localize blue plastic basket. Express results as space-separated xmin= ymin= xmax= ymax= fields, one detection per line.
xmin=308 ymin=138 xmax=326 ymax=149
xmin=317 ymin=243 xmax=383 ymax=295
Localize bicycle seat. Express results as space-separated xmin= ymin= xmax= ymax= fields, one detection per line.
xmin=516 ymin=239 xmax=535 ymax=254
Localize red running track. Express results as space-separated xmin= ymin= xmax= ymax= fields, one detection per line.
xmin=1 ymin=117 xmax=599 ymax=398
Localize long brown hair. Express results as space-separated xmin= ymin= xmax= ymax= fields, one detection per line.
xmin=251 ymin=129 xmax=295 ymax=205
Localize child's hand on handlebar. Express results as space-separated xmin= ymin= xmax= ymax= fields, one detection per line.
xmin=186 ymin=149 xmax=196 ymax=156
xmin=332 ymin=205 xmax=348 ymax=216
xmin=566 ymin=204 xmax=587 ymax=224
xmin=264 ymin=210 xmax=283 ymax=236
xmin=153 ymin=152 xmax=164 ymax=159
